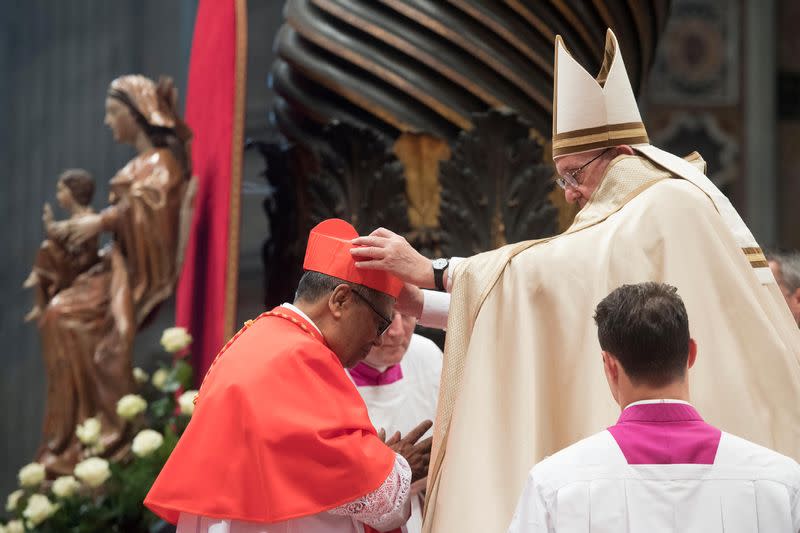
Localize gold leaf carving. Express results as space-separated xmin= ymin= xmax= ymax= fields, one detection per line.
xmin=393 ymin=133 xmax=451 ymax=230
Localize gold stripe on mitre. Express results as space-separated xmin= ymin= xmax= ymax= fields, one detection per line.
xmin=552 ymin=121 xmax=649 ymax=158
xmin=743 ymin=247 xmax=768 ymax=268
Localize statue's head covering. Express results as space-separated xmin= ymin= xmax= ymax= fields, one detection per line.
xmin=108 ymin=74 xmax=177 ymax=129
xmin=552 ymin=29 xmax=649 ymax=159
xmin=303 ymin=219 xmax=404 ymax=298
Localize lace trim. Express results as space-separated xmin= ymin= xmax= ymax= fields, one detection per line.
xmin=329 ymin=454 xmax=412 ymax=529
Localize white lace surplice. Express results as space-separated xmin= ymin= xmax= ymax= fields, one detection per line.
xmin=177 ymin=454 xmax=412 ymax=533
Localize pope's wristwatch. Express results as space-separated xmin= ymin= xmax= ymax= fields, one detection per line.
xmin=432 ymin=258 xmax=449 ymax=291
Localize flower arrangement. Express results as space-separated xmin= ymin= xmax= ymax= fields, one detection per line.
xmin=1 ymin=327 xmax=196 ymax=532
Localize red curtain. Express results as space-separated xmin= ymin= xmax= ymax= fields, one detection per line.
xmin=176 ymin=0 xmax=246 ymax=382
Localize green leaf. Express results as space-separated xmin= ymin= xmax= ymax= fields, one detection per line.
xmin=170 ymin=360 xmax=194 ymax=390
xmin=148 ymin=397 xmax=173 ymax=421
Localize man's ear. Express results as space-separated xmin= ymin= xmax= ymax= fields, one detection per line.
xmin=687 ymin=338 xmax=698 ymax=369
xmin=328 ymin=284 xmax=351 ymax=318
xmin=616 ymin=144 xmax=635 ymax=156
xmin=602 ymin=351 xmax=619 ymax=382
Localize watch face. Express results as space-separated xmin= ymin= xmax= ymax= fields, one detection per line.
xmin=432 ymin=258 xmax=448 ymax=269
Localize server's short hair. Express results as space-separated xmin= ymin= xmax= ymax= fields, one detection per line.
xmin=594 ymin=282 xmax=690 ymax=386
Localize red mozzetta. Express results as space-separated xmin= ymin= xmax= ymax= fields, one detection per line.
xmin=145 ymin=306 xmax=396 ymax=524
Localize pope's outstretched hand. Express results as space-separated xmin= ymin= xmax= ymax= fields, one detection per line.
xmin=351 ymin=228 xmax=434 ymax=289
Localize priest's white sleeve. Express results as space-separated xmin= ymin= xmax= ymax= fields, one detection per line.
xmin=418 ymin=257 xmax=462 ymax=330
xmin=328 ymin=453 xmax=412 ymax=531
xmin=507 ymin=470 xmax=553 ymax=533
xmin=419 ymin=290 xmax=450 ymax=330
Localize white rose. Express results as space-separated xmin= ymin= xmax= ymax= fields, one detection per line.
xmin=133 ymin=367 xmax=150 ymax=385
xmin=73 ymin=457 xmax=111 ymax=488
xmin=51 ymin=475 xmax=80 ymax=499
xmin=178 ymin=390 xmax=198 ymax=416
xmin=116 ymin=394 xmax=147 ymax=420
xmin=5 ymin=520 xmax=24 ymax=533
xmin=18 ymin=462 xmax=45 ymax=488
xmin=6 ymin=489 xmax=24 ymax=512
xmin=151 ymin=368 xmax=170 ymax=391
xmin=75 ymin=416 xmax=102 ymax=445
xmin=160 ymin=327 xmax=192 ymax=353
xmin=23 ymin=494 xmax=59 ymax=526
xmin=132 ymin=429 xmax=165 ymax=458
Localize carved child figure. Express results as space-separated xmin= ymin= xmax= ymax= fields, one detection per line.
xmin=24 ymin=169 xmax=99 ymax=321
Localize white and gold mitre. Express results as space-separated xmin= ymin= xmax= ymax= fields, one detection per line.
xmin=553 ymin=28 xmax=772 ymax=285
xmin=552 ymin=28 xmax=649 ymax=159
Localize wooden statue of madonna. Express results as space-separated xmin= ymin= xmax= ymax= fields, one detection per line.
xmin=24 ymin=75 xmax=195 ymax=475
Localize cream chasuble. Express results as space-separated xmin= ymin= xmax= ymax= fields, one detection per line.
xmin=422 ymin=155 xmax=800 ymax=533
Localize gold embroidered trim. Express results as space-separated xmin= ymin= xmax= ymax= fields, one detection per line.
xmin=552 ymin=135 xmax=651 ymax=157
xmin=553 ymin=121 xmax=647 ymax=140
xmin=742 ymin=246 xmax=763 ymax=255
xmin=552 ymin=122 xmax=649 ymax=158
xmin=743 ymin=247 xmax=767 ymax=268
xmin=553 ymin=131 xmax=648 ymax=148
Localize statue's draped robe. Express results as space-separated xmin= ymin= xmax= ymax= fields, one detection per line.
xmin=38 ymin=149 xmax=186 ymax=474
xmin=423 ymin=155 xmax=800 ymax=533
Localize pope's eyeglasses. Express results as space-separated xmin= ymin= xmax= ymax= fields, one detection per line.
xmin=555 ymin=148 xmax=610 ymax=190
